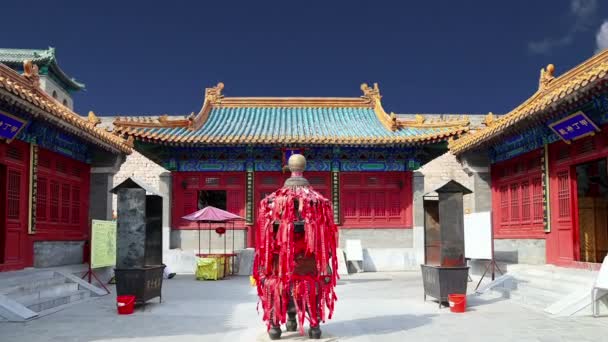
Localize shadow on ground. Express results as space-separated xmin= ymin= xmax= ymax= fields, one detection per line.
xmin=338 ymin=278 xmax=392 ymax=285
xmin=323 ymin=314 xmax=435 ymax=337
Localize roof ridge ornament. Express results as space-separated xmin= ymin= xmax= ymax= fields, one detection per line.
xmin=415 ymin=114 xmax=425 ymax=124
xmin=483 ymin=112 xmax=496 ymax=127
xmin=360 ymin=82 xmax=398 ymax=131
xmin=360 ymin=82 xmax=381 ymax=101
xmin=206 ymin=82 xmax=225 ymax=105
xmin=22 ymin=60 xmax=40 ymax=87
xmin=87 ymin=111 xmax=101 ymax=127
xmin=539 ymin=64 xmax=555 ymax=91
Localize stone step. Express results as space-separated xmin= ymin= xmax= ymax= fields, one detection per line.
xmin=490 ymin=286 xmax=559 ymax=310
xmin=0 ymin=271 xmax=58 ymax=291
xmin=506 ymin=273 xmax=594 ymax=295
xmin=24 ymin=289 xmax=90 ymax=313
xmin=509 ymin=265 xmax=597 ymax=285
xmin=11 ymin=282 xmax=79 ymax=304
xmin=1 ymin=275 xmax=67 ymax=297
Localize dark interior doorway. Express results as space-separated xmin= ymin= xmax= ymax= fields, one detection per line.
xmin=575 ymin=158 xmax=608 ymax=263
xmin=198 ymin=190 xmax=227 ymax=210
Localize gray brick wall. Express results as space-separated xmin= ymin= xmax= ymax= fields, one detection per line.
xmin=111 ymin=149 xmax=167 ymax=214
xmin=418 ymin=152 xmax=475 ymax=213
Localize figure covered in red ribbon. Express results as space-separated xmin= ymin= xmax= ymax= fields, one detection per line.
xmin=253 ymin=154 xmax=339 ymax=340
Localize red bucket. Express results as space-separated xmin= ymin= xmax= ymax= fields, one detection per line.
xmin=117 ymin=295 xmax=135 ymax=315
xmin=448 ymin=294 xmax=466 ymax=313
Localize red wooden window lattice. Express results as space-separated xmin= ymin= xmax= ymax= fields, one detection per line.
xmin=500 ymin=185 xmax=509 ymax=223
xmin=7 ymin=170 xmax=21 ymax=219
xmin=521 ymin=181 xmax=531 ymax=222
xmin=532 ymin=177 xmax=543 ymax=221
xmin=492 ymin=149 xmax=544 ymax=238
xmin=35 ymin=148 xmax=90 ymax=234
xmin=510 ymin=183 xmax=520 ymax=222
xmin=340 ymin=172 xmax=411 ymax=227
xmin=557 ymin=171 xmax=571 ymax=218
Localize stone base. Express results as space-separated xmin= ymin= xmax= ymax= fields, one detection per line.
xmin=494 ymin=239 xmax=546 ymax=265
xmin=33 ymin=241 xmax=84 ymax=268
xmin=361 ymin=248 xmax=418 ymax=271
xmin=235 ymin=248 xmax=254 ymax=275
xmin=339 ymin=229 xmax=413 ymax=248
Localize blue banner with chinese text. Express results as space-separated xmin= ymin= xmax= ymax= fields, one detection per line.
xmin=0 ymin=111 xmax=27 ymax=141
xmin=548 ymin=111 xmax=599 ymax=143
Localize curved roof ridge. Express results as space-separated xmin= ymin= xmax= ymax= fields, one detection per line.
xmin=450 ymin=49 xmax=608 ymax=154
xmin=0 ymin=47 xmax=85 ymax=91
xmin=0 ymin=63 xmax=131 ymax=154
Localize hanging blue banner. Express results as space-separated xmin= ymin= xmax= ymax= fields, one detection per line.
xmin=548 ymin=111 xmax=600 ymax=143
xmin=0 ymin=111 xmax=27 ymax=142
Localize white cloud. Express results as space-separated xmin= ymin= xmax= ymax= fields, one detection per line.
xmin=572 ymin=0 xmax=597 ymax=18
xmin=528 ymin=0 xmax=598 ymax=54
xmin=595 ymin=21 xmax=608 ymax=53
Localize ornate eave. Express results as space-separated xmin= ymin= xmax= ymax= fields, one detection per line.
xmin=450 ymin=50 xmax=608 ymax=155
xmin=113 ymin=82 xmax=471 ymax=146
xmin=0 ymin=62 xmax=131 ymax=154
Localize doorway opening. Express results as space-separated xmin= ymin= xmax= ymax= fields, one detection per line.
xmin=198 ymin=190 xmax=227 ymax=210
xmin=575 ymin=158 xmax=608 ymax=263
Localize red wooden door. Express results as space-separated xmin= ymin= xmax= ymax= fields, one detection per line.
xmin=547 ymin=166 xmax=575 ymax=265
xmin=0 ymin=141 xmax=30 ymax=271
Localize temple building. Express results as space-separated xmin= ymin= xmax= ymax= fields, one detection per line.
xmin=112 ymin=83 xmax=471 ymax=271
xmin=0 ymin=60 xmax=130 ymax=272
xmin=450 ymin=50 xmax=608 ymax=269
xmin=0 ymin=48 xmax=85 ymax=110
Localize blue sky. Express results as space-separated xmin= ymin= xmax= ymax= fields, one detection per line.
xmin=2 ymin=1 xmax=608 ymax=116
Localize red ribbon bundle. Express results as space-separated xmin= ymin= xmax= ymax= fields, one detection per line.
xmin=253 ymin=186 xmax=339 ymax=335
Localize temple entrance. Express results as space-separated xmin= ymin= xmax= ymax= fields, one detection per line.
xmin=198 ymin=190 xmax=227 ymax=210
xmin=575 ymin=158 xmax=608 ymax=263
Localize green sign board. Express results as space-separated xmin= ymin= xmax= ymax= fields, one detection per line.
xmin=91 ymin=219 xmax=116 ymax=269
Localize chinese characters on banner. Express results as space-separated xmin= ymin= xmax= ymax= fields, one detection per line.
xmin=0 ymin=111 xmax=27 ymax=142
xmin=548 ymin=111 xmax=600 ymax=143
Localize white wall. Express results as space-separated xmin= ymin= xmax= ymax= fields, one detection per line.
xmin=39 ymin=76 xmax=73 ymax=110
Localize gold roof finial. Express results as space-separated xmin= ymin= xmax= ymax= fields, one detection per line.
xmin=360 ymin=82 xmax=381 ymax=101
xmin=539 ymin=64 xmax=556 ymax=91
xmin=87 ymin=111 xmax=101 ymax=127
xmin=415 ymin=114 xmax=425 ymax=124
xmin=205 ymin=82 xmax=225 ymax=105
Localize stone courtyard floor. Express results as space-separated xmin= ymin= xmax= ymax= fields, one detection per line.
xmin=1 ymin=272 xmax=607 ymax=341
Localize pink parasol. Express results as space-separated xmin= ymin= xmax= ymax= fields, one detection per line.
xmin=182 ymin=206 xmax=244 ymax=222
xmin=182 ymin=206 xmax=244 ymax=271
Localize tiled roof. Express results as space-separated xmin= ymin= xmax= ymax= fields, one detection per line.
xmin=113 ymin=83 xmax=471 ymax=146
xmin=0 ymin=47 xmax=85 ymax=91
xmin=450 ymin=50 xmax=608 ymax=155
xmin=0 ymin=62 xmax=131 ymax=154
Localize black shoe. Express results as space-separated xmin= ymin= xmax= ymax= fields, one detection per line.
xmin=168 ymin=273 xmax=176 ymax=279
